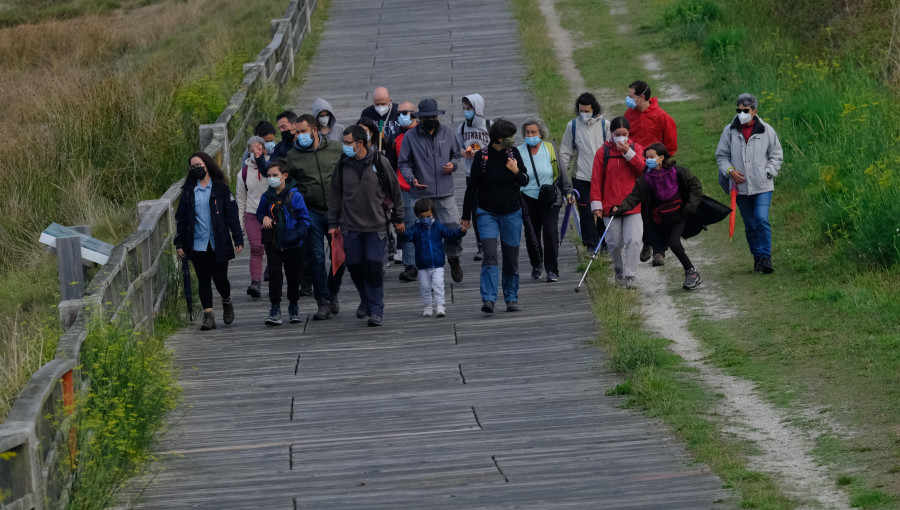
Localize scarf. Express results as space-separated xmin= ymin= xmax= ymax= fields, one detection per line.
xmin=645 ymin=165 xmax=679 ymax=202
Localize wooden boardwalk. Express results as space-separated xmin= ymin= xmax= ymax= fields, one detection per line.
xmin=131 ymin=1 xmax=728 ymax=508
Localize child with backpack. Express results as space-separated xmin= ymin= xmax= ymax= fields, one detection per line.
xmin=401 ymin=198 xmax=467 ymax=318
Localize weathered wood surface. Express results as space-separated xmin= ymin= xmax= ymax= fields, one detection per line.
xmin=130 ymin=0 xmax=729 ymax=508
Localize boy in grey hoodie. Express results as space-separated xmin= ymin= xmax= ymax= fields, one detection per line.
xmin=457 ymin=94 xmax=491 ymax=260
xmin=312 ymin=98 xmax=346 ymax=141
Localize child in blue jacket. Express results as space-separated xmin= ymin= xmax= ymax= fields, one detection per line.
xmin=401 ymin=198 xmax=467 ymax=317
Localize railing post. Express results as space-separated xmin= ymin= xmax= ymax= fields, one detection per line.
xmin=57 ymin=237 xmax=85 ymax=302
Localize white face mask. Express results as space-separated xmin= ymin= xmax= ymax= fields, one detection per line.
xmin=318 ymin=115 xmax=330 ymax=126
xmin=580 ymin=112 xmax=593 ymax=122
xmin=374 ymin=104 xmax=390 ymax=116
xmin=738 ymin=112 xmax=753 ymax=125
xmin=613 ymin=135 xmax=628 ymax=144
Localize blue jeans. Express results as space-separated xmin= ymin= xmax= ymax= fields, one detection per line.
xmin=343 ymin=230 xmax=388 ymax=316
xmin=306 ymin=210 xmax=345 ymax=305
xmin=735 ymin=191 xmax=773 ymax=258
xmin=476 ymin=208 xmax=522 ymax=303
xmin=401 ymin=191 xmax=416 ymax=266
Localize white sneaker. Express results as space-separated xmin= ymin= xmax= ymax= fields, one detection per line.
xmin=435 ymin=306 xmax=446 ymax=318
xmin=422 ymin=306 xmax=433 ymax=317
xmin=393 ymin=249 xmax=403 ymax=263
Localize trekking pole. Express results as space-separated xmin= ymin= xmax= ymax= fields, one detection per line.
xmin=574 ymin=215 xmax=615 ymax=293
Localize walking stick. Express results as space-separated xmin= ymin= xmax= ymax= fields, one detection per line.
xmin=574 ymin=215 xmax=615 ymax=293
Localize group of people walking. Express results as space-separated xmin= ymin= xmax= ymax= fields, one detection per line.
xmin=174 ymin=83 xmax=783 ymax=330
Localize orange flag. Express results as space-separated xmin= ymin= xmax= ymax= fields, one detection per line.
xmin=331 ymin=230 xmax=345 ymax=276
xmin=729 ymin=185 xmax=738 ymax=239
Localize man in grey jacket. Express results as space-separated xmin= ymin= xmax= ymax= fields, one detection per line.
xmin=716 ymin=93 xmax=784 ymax=274
xmin=398 ymin=98 xmax=465 ymax=282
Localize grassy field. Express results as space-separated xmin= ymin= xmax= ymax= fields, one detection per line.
xmin=515 ymin=0 xmax=900 ymax=507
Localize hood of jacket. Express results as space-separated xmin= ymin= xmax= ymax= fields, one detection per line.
xmin=312 ymin=97 xmax=338 ymax=132
xmin=462 ymin=93 xmax=487 ymax=129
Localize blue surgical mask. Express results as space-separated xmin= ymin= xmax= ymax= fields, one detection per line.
xmin=418 ymin=216 xmax=434 ymax=225
xmin=342 ymin=144 xmax=356 ymax=158
xmin=646 ymin=158 xmax=658 ymax=170
xmin=295 ymin=133 xmax=313 ymax=148
xmin=264 ymin=141 xmax=276 ymax=153
xmin=398 ymin=113 xmax=412 ymax=127
xmin=464 ymin=109 xmax=475 ymax=120
xmin=268 ymin=176 xmax=281 ymax=188
xmin=625 ymin=96 xmax=637 ymax=109
xmin=525 ymin=136 xmax=541 ymax=147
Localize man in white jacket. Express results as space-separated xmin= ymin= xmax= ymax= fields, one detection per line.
xmin=559 ymin=92 xmax=611 ymax=250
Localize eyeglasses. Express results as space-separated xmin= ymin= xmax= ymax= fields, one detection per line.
xmin=736 ymin=108 xmax=752 ymax=114
xmin=399 ymin=110 xmax=415 ymax=115
xmin=190 ymin=165 xmax=205 ymax=171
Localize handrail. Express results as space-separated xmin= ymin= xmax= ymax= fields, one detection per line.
xmin=0 ymin=1 xmax=318 ymax=508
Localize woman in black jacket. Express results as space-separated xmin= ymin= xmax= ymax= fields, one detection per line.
xmin=611 ymin=143 xmax=703 ymax=290
xmin=175 ymin=152 xmax=244 ymax=330
xmin=461 ymin=118 xmax=529 ymax=313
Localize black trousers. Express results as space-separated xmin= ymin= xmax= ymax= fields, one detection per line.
xmin=466 ymin=176 xmax=482 ymax=248
xmin=651 ymin=217 xmax=693 ymax=271
xmin=523 ymin=195 xmax=561 ymax=275
xmin=266 ymin=246 xmax=303 ymax=305
xmin=191 ymin=245 xmax=231 ymax=310
xmin=572 ymin=178 xmax=604 ymax=249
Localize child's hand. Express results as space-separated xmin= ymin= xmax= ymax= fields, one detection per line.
xmin=460 ymin=220 xmax=471 ymax=232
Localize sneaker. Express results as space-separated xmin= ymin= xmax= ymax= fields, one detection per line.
xmin=624 ymin=276 xmax=637 ymax=290
xmin=546 ymin=272 xmax=559 ymax=283
xmin=652 ymin=253 xmax=665 ymax=267
xmin=473 ymin=247 xmax=484 ymax=261
xmin=423 ymin=306 xmax=433 ymax=317
xmin=222 ymin=297 xmax=234 ymax=325
xmin=313 ymin=303 xmax=332 ymax=321
xmin=247 ymin=280 xmax=261 ymax=298
xmin=393 ymin=249 xmax=403 ymax=264
xmin=753 ymin=256 xmax=762 ymax=273
xmin=330 ymin=295 xmax=340 ymax=315
xmin=759 ymin=257 xmax=774 ymax=274
xmin=288 ymin=302 xmax=302 ymax=323
xmin=200 ymin=311 xmax=216 ymax=331
xmin=436 ymin=306 xmax=446 ymax=318
xmin=614 ymin=268 xmax=625 ymax=286
xmin=531 ymin=267 xmax=542 ymax=280
xmin=481 ymin=300 xmax=495 ymax=313
xmin=265 ymin=304 xmax=282 ymax=326
xmin=367 ymin=314 xmax=383 ymax=327
xmin=355 ymin=302 xmax=369 ymax=319
xmin=299 ymin=284 xmax=313 ymax=297
xmin=639 ymin=243 xmax=652 ymax=262
xmin=448 ymin=256 xmax=463 ymax=283
xmin=506 ymin=301 xmax=520 ymax=312
xmin=683 ymin=269 xmax=703 ymax=290
xmin=399 ymin=265 xmax=418 ymax=282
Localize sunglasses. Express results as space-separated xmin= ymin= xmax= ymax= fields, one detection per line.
xmin=190 ymin=164 xmax=205 ymax=171
xmin=399 ymin=110 xmax=414 ymax=115
xmin=736 ymin=108 xmax=752 ymax=114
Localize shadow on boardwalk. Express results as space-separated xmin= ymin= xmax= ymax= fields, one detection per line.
xmin=131 ymin=0 xmax=728 ymax=508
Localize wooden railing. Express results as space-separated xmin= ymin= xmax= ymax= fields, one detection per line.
xmin=0 ymin=1 xmax=317 ymax=508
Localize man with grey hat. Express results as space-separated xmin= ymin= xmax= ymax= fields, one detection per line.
xmin=398 ymin=98 xmax=465 ymax=282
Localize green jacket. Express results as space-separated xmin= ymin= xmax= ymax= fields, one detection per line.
xmin=285 ymin=134 xmax=342 ymax=214
xmin=619 ymin=164 xmax=703 ymax=217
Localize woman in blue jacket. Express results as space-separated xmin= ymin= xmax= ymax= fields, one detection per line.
xmin=175 ymin=152 xmax=244 ymax=331
xmin=256 ymin=158 xmax=311 ymax=326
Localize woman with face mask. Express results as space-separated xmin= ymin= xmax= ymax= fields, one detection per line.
xmin=255 ymin=159 xmax=312 ymax=326
xmin=461 ymin=118 xmax=529 ymax=313
xmin=237 ymin=136 xmax=272 ymax=299
xmin=610 ymin=143 xmax=704 ymax=290
xmin=174 ymin=152 xmax=244 ymax=331
xmin=589 ymin=117 xmax=646 ymax=289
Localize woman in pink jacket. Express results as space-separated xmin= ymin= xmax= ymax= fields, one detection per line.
xmin=590 ymin=117 xmax=645 ymax=289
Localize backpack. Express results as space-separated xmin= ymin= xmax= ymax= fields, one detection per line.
xmin=570 ymin=117 xmax=606 ymax=150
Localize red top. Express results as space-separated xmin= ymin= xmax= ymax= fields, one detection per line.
xmin=590 ymin=140 xmax=646 ymax=217
xmin=394 ymin=132 xmax=411 ymax=192
xmin=741 ymin=119 xmax=756 ymax=143
xmin=624 ymin=97 xmax=678 ymax=155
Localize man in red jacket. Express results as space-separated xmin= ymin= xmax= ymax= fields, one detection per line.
xmin=625 ymin=80 xmax=678 ymax=266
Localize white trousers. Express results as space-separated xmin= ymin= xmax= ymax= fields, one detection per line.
xmin=603 ymin=214 xmax=643 ymax=278
xmin=419 ymin=267 xmax=446 ymax=308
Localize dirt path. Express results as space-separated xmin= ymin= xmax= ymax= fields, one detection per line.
xmin=538 ymin=0 xmax=851 ymax=507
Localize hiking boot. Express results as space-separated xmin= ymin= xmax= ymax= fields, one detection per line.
xmin=624 ymin=276 xmax=637 ymax=290
xmin=481 ymin=300 xmax=495 ymax=313
xmin=330 ymin=295 xmax=340 ymax=315
xmin=399 ymin=265 xmax=418 ymax=282
xmin=753 ymin=256 xmax=762 ymax=273
xmin=299 ymin=284 xmax=313 ymax=297
xmin=393 ymin=249 xmax=403 ymax=264
xmin=247 ymin=280 xmax=261 ymax=298
xmin=313 ymin=303 xmax=332 ymax=321
xmin=639 ymin=243 xmax=652 ymax=262
xmin=506 ymin=301 xmax=520 ymax=312
xmin=355 ymin=303 xmax=369 ymax=320
xmin=546 ymin=272 xmax=559 ymax=283
xmin=200 ymin=311 xmax=216 ymax=331
xmin=448 ymin=256 xmax=463 ymax=283
xmin=367 ymin=314 xmax=383 ymax=327
xmin=531 ymin=267 xmax=542 ymax=280
xmin=652 ymin=253 xmax=665 ymax=267
xmin=683 ymin=269 xmax=703 ymax=290
xmin=423 ymin=306 xmax=433 ymax=317
xmin=222 ymin=297 xmax=234 ymax=325
xmin=288 ymin=302 xmax=302 ymax=324
xmin=265 ymin=304 xmax=282 ymax=326
xmin=436 ymin=306 xmax=446 ymax=318
xmin=614 ymin=268 xmax=625 ymax=286
xmin=473 ymin=247 xmax=484 ymax=261
xmin=759 ymin=257 xmax=774 ymax=274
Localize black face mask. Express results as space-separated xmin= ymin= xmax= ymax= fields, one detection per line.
xmin=281 ymin=130 xmax=294 ymax=143
xmin=189 ymin=165 xmax=207 ymax=181
xmin=421 ymin=119 xmax=438 ymax=132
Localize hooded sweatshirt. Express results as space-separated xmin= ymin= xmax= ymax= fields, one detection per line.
xmin=285 ymin=133 xmax=342 ymax=214
xmin=312 ymin=98 xmax=346 ymax=140
xmin=456 ymin=93 xmax=491 ymax=177
xmin=624 ymin=97 xmax=678 ymax=156
xmin=237 ymin=154 xmax=271 ymax=230
xmin=558 ymin=114 xmax=611 ymax=182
